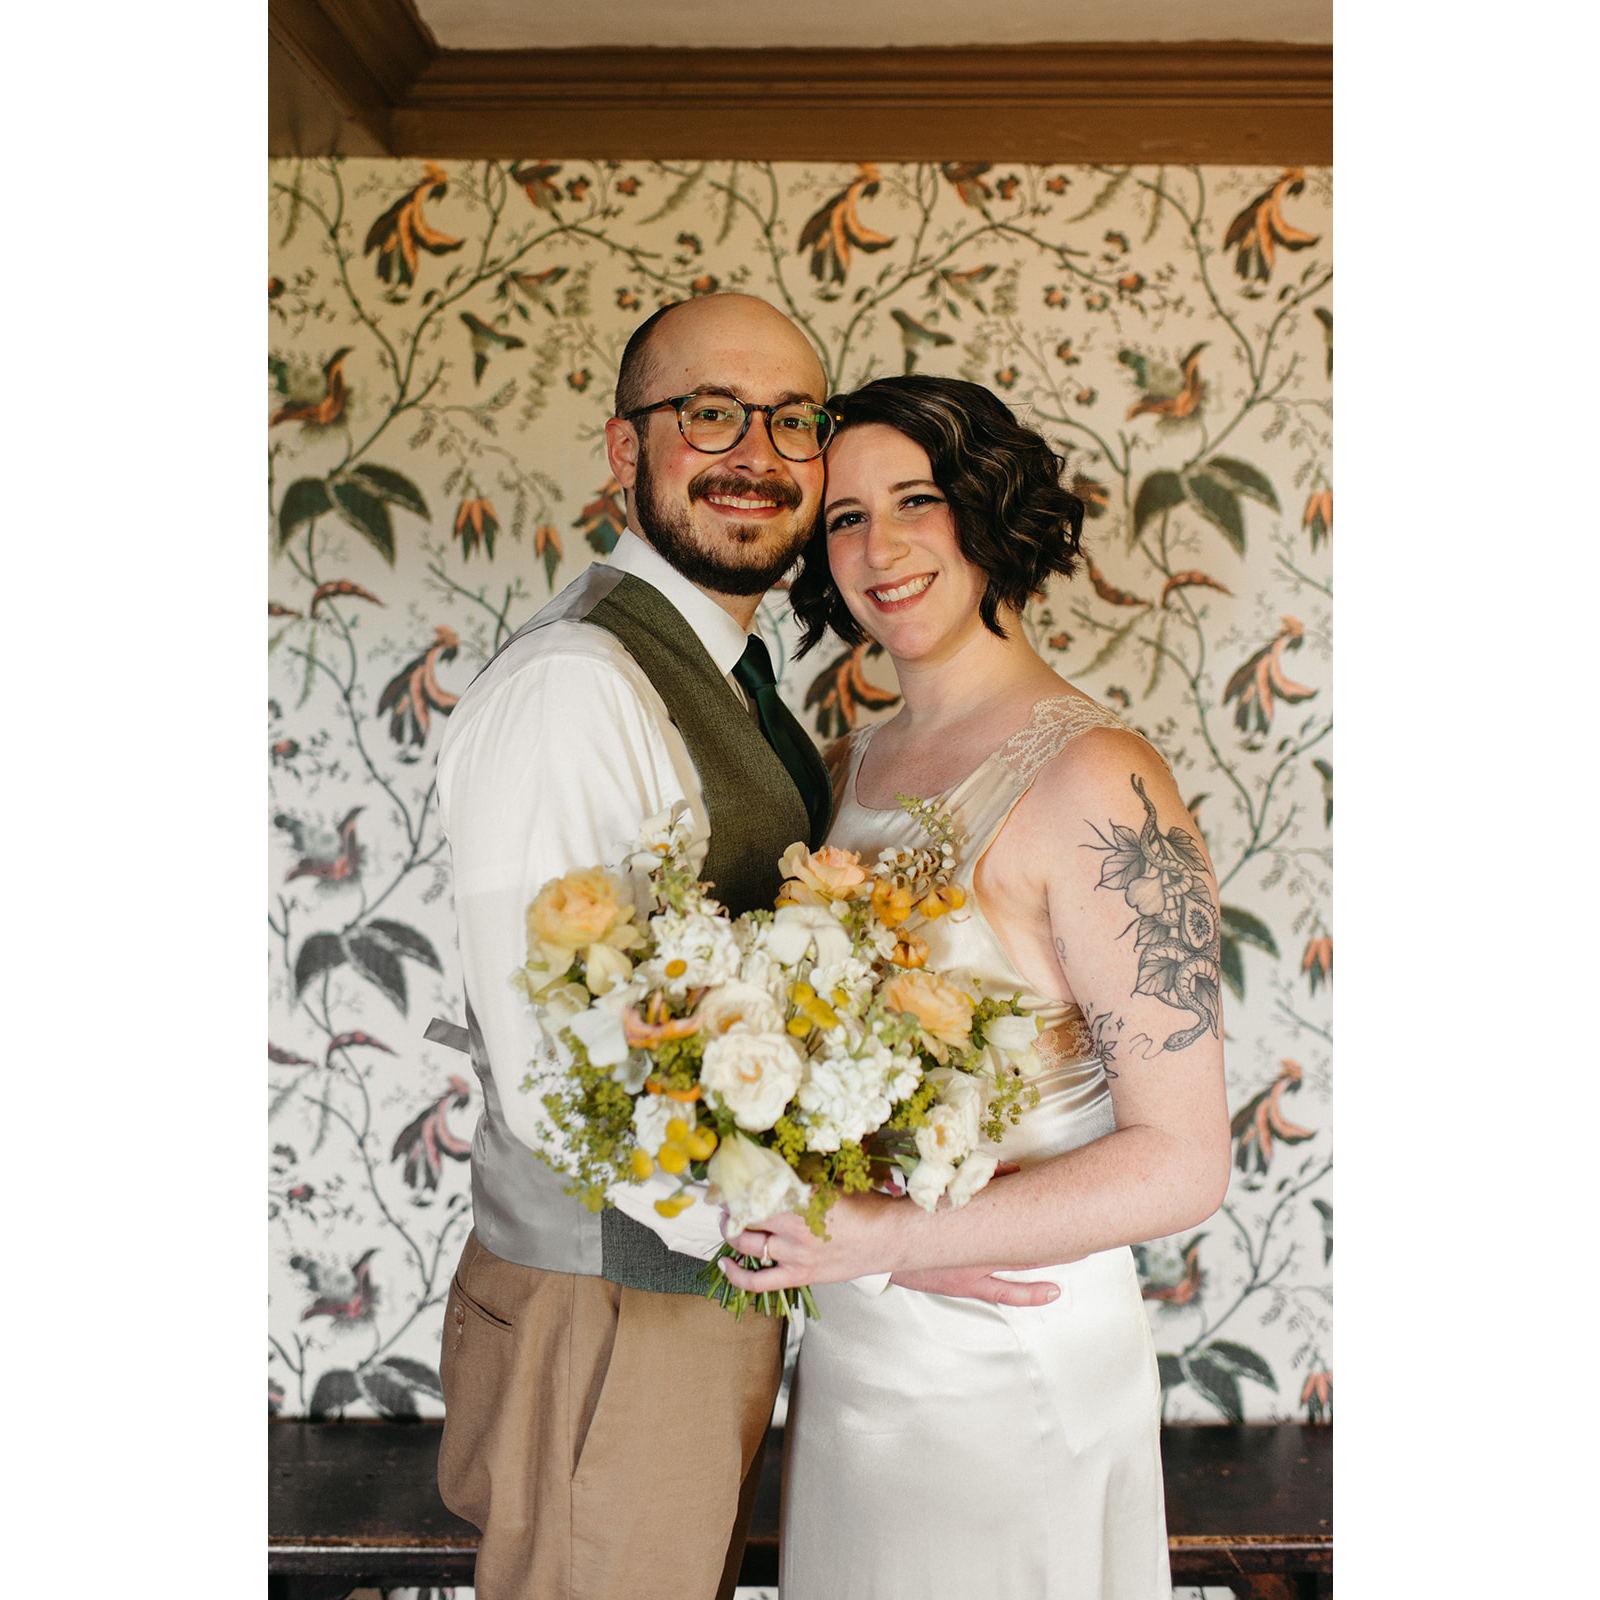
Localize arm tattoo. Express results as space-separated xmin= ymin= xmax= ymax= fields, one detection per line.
xmin=1083 ymin=774 xmax=1222 ymax=1052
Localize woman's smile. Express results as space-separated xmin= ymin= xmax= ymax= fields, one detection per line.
xmin=865 ymin=572 xmax=937 ymax=609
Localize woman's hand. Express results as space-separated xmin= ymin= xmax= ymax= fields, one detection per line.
xmin=722 ymin=1192 xmax=906 ymax=1292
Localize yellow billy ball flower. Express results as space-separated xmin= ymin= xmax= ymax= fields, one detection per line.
xmin=686 ymin=1128 xmax=718 ymax=1160
xmin=787 ymin=1016 xmax=812 ymax=1038
xmin=790 ymin=980 xmax=816 ymax=1004
xmin=803 ymin=996 xmax=840 ymax=1031
xmin=629 ymin=1148 xmax=654 ymax=1181
xmin=666 ymin=1117 xmax=690 ymax=1142
xmin=832 ymin=988 xmax=851 ymax=1009
xmin=654 ymin=1193 xmax=694 ymax=1218
xmin=658 ymin=1142 xmax=689 ymax=1175
xmin=945 ymin=884 xmax=967 ymax=910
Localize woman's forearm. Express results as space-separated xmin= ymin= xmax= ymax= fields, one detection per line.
xmin=885 ymin=1125 xmax=1229 ymax=1273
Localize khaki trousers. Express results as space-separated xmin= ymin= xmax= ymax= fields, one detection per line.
xmin=437 ymin=1229 xmax=783 ymax=1600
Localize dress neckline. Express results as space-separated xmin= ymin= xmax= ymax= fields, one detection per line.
xmin=848 ymin=691 xmax=1115 ymax=815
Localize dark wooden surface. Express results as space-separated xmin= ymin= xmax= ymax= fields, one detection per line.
xmin=269 ymin=1418 xmax=1330 ymax=1590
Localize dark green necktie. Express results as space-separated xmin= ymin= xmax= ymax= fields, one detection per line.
xmin=732 ymin=635 xmax=832 ymax=850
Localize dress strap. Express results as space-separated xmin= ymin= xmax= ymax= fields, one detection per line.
xmin=991 ymin=695 xmax=1146 ymax=792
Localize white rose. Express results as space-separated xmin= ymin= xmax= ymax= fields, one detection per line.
xmin=913 ymin=1069 xmax=981 ymax=1167
xmin=946 ymin=1148 xmax=1000 ymax=1209
xmin=766 ymin=903 xmax=853 ymax=969
xmin=706 ymin=1132 xmax=812 ymax=1231
xmin=908 ymin=1158 xmax=955 ymax=1212
xmin=697 ymin=980 xmax=784 ymax=1039
xmin=699 ymin=1030 xmax=805 ymax=1132
xmin=584 ymin=940 xmax=634 ymax=997
xmin=984 ymin=1013 xmax=1040 ymax=1055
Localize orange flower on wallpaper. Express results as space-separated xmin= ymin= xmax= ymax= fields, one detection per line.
xmin=363 ymin=162 xmax=464 ymax=287
xmin=1304 ymin=488 xmax=1332 ymax=550
xmin=1222 ymin=168 xmax=1321 ymax=284
xmin=376 ymin=625 xmax=461 ymax=751
xmin=803 ymin=641 xmax=900 ymax=740
xmin=533 ymin=522 xmax=563 ymax=588
xmin=453 ymin=497 xmax=499 ymax=560
xmin=1222 ymin=616 xmax=1318 ymax=736
xmin=270 ymin=347 xmax=351 ymax=429
xmin=1300 ymin=1368 xmax=1332 ymax=1424
xmin=1141 ymin=1235 xmax=1206 ymax=1306
xmin=1302 ymin=936 xmax=1332 ymax=994
xmin=574 ymin=478 xmax=629 ymax=556
xmin=797 ymin=163 xmax=895 ymax=284
xmin=511 ymin=162 xmax=563 ymax=211
xmin=1230 ymin=1060 xmax=1316 ymax=1177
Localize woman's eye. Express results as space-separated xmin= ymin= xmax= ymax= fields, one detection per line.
xmin=901 ymin=494 xmax=944 ymax=510
xmin=825 ymin=511 xmax=864 ymax=533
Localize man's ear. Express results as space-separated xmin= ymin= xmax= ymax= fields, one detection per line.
xmin=604 ymin=416 xmax=640 ymax=490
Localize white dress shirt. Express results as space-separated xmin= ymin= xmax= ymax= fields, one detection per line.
xmin=435 ymin=530 xmax=750 ymax=1260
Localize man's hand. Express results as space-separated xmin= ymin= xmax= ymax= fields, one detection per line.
xmin=888 ymin=1264 xmax=1060 ymax=1307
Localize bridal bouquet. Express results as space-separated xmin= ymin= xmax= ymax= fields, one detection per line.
xmin=515 ymin=802 xmax=1042 ymax=1319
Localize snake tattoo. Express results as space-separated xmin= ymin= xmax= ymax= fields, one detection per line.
xmin=1084 ymin=775 xmax=1222 ymax=1053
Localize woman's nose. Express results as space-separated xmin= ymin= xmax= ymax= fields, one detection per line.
xmin=864 ymin=512 xmax=908 ymax=569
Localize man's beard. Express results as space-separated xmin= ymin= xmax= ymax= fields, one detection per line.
xmin=632 ymin=443 xmax=812 ymax=597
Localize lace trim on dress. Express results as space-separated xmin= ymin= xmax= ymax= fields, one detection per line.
xmin=992 ymin=695 xmax=1140 ymax=790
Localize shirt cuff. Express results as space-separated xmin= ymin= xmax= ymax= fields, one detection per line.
xmin=850 ymin=1271 xmax=894 ymax=1297
xmin=607 ymin=1173 xmax=726 ymax=1262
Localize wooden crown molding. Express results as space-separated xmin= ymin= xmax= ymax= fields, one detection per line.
xmin=269 ymin=22 xmax=1332 ymax=164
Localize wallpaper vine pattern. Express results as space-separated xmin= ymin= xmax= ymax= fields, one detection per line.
xmin=267 ymin=158 xmax=1333 ymax=1440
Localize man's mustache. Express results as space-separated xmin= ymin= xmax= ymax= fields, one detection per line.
xmin=689 ymin=469 xmax=803 ymax=512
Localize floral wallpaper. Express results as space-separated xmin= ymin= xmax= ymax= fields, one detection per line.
xmin=267 ymin=157 xmax=1332 ymax=1437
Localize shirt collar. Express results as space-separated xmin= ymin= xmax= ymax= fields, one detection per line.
xmin=603 ymin=528 xmax=751 ymax=677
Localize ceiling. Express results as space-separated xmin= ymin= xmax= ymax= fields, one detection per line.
xmin=269 ymin=0 xmax=1332 ymax=162
xmin=414 ymin=0 xmax=1332 ymax=51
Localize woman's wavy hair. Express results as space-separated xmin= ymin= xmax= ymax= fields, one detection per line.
xmin=790 ymin=374 xmax=1086 ymax=656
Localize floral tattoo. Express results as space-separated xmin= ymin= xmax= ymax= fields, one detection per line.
xmin=1084 ymin=775 xmax=1222 ymax=1052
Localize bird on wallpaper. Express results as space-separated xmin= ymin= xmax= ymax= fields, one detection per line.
xmin=1230 ymin=1060 xmax=1315 ymax=1178
xmin=292 ymin=1248 xmax=380 ymax=1325
xmin=459 ymin=311 xmax=526 ymax=384
xmin=269 ymin=347 xmax=352 ymax=429
xmin=1124 ymin=342 xmax=1208 ymax=422
xmin=797 ymin=162 xmax=895 ymax=285
xmin=376 ymin=625 xmax=461 ymax=753
xmin=802 ymin=640 xmax=900 ymax=740
xmin=1222 ymin=168 xmax=1321 ymax=286
xmin=390 ymin=1076 xmax=473 ymax=1192
xmin=1137 ymin=1235 xmax=1207 ymax=1307
xmin=363 ymin=161 xmax=464 ymax=288
xmin=275 ymin=807 xmax=364 ymax=887
xmin=889 ymin=309 xmax=955 ymax=373
xmin=939 ymin=161 xmax=994 ymax=208
xmin=1222 ymin=615 xmax=1318 ymax=736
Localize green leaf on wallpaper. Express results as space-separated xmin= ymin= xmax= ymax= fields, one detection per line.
xmin=1205 ymin=456 xmax=1279 ymax=510
xmin=1312 ymin=1198 xmax=1333 ymax=1263
xmin=1157 ymin=1353 xmax=1184 ymax=1390
xmin=348 ymin=931 xmax=409 ymax=1014
xmin=1184 ymin=1353 xmax=1245 ymax=1423
xmin=308 ymin=1368 xmax=359 ymax=1418
xmin=278 ymin=477 xmax=331 ymax=547
xmin=1183 ymin=470 xmax=1246 ymax=555
xmin=351 ymin=463 xmax=430 ymax=521
xmin=542 ymin=537 xmax=562 ymax=590
xmin=358 ymin=1365 xmax=420 ymax=1419
xmin=1132 ymin=470 xmax=1184 ymax=540
xmin=365 ymin=918 xmax=443 ymax=973
xmin=1080 ymin=610 xmax=1144 ymax=676
xmin=1221 ymin=905 xmax=1279 ymax=955
xmin=293 ymin=932 xmax=347 ymax=997
xmin=1203 ymin=1340 xmax=1278 ymax=1391
xmin=381 ymin=1355 xmax=443 ymax=1399
xmin=331 ymin=479 xmax=396 ymax=564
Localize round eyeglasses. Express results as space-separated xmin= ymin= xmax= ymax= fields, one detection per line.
xmin=622 ymin=390 xmax=835 ymax=462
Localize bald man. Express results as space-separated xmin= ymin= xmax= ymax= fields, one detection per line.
xmin=432 ymin=295 xmax=835 ymax=1600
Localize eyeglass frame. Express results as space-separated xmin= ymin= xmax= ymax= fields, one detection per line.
xmin=619 ymin=389 xmax=837 ymax=462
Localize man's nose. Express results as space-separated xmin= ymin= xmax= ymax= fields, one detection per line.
xmin=724 ymin=410 xmax=787 ymax=476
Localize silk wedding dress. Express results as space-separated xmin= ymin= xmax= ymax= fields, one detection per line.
xmin=780 ymin=695 xmax=1173 ymax=1600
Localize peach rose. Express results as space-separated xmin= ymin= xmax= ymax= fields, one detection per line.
xmin=528 ymin=867 xmax=634 ymax=953
xmin=880 ymin=970 xmax=975 ymax=1058
xmin=777 ymin=842 xmax=869 ymax=905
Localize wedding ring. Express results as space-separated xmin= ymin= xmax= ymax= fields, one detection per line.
xmin=761 ymin=1237 xmax=773 ymax=1265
